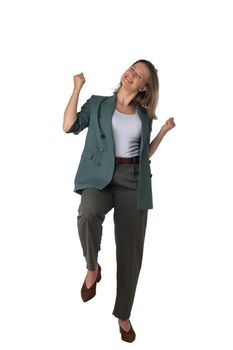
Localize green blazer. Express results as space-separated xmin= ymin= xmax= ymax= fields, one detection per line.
xmin=66 ymin=94 xmax=154 ymax=210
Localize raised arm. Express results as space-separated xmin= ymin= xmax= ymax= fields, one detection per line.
xmin=148 ymin=117 xmax=176 ymax=159
xmin=63 ymin=73 xmax=86 ymax=133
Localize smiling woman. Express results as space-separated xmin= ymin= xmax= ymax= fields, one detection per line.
xmin=63 ymin=58 xmax=175 ymax=343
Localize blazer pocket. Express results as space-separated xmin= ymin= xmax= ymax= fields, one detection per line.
xmin=81 ymin=150 xmax=94 ymax=159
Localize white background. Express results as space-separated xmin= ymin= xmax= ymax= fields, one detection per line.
xmin=0 ymin=0 xmax=232 ymax=349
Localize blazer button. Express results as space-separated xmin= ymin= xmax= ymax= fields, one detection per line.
xmin=96 ymin=162 xmax=100 ymax=166
xmin=100 ymin=134 xmax=105 ymax=138
xmin=150 ymin=174 xmax=153 ymax=177
xmin=149 ymin=160 xmax=151 ymax=163
xmin=100 ymin=148 xmax=104 ymax=152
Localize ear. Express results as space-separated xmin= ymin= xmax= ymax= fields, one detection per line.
xmin=139 ymin=86 xmax=147 ymax=92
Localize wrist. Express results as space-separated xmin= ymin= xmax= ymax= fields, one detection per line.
xmin=159 ymin=128 xmax=167 ymax=137
xmin=73 ymin=88 xmax=81 ymax=95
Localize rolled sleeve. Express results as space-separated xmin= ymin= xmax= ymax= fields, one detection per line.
xmin=66 ymin=95 xmax=93 ymax=135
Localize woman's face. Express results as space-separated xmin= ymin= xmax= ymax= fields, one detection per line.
xmin=120 ymin=62 xmax=150 ymax=93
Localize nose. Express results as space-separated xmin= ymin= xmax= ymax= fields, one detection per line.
xmin=127 ymin=70 xmax=135 ymax=81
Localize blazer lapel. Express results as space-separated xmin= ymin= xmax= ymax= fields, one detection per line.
xmin=136 ymin=107 xmax=149 ymax=155
xmin=99 ymin=95 xmax=117 ymax=154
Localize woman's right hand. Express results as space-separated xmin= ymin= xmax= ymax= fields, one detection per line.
xmin=73 ymin=73 xmax=86 ymax=92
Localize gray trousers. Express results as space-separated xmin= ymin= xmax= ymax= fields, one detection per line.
xmin=77 ymin=162 xmax=148 ymax=320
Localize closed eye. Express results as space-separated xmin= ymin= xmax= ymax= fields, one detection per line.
xmin=130 ymin=66 xmax=143 ymax=79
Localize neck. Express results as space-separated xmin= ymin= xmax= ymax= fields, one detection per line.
xmin=116 ymin=85 xmax=138 ymax=107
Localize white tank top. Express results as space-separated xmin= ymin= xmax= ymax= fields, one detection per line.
xmin=112 ymin=109 xmax=142 ymax=157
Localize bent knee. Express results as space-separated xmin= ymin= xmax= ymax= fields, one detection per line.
xmin=78 ymin=206 xmax=104 ymax=222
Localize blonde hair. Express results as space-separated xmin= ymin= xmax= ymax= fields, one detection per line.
xmin=113 ymin=59 xmax=159 ymax=120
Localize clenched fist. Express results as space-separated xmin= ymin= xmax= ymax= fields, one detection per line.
xmin=73 ymin=73 xmax=86 ymax=92
xmin=160 ymin=117 xmax=176 ymax=134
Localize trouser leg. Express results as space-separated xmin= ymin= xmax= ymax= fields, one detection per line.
xmin=77 ymin=187 xmax=114 ymax=271
xmin=111 ymin=165 xmax=148 ymax=319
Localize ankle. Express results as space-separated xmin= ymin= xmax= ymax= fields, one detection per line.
xmin=88 ymin=263 xmax=98 ymax=272
xmin=87 ymin=265 xmax=97 ymax=274
xmin=118 ymin=319 xmax=131 ymax=332
xmin=119 ymin=319 xmax=129 ymax=325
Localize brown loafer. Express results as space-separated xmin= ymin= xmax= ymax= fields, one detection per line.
xmin=81 ymin=264 xmax=101 ymax=302
xmin=119 ymin=321 xmax=136 ymax=343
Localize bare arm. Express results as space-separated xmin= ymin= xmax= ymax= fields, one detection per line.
xmin=148 ymin=117 xmax=176 ymax=159
xmin=63 ymin=73 xmax=86 ymax=133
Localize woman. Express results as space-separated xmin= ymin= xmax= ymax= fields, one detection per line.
xmin=63 ymin=59 xmax=175 ymax=342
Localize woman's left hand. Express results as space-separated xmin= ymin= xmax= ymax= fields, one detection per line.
xmin=160 ymin=117 xmax=176 ymax=134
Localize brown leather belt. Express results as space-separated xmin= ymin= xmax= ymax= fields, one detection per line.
xmin=115 ymin=156 xmax=139 ymax=164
